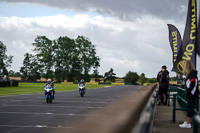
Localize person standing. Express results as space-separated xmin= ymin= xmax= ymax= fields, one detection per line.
xmin=157 ymin=65 xmax=169 ymax=105
xmin=179 ymin=60 xmax=199 ymax=128
xmin=160 ymin=65 xmax=169 ymax=105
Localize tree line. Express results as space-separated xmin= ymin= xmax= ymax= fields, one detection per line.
xmin=20 ymin=35 xmax=100 ymax=82
xmin=0 ymin=41 xmax=13 ymax=76
xmin=0 ymin=36 xmax=157 ymax=84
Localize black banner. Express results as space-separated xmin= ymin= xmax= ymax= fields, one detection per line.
xmin=172 ymin=0 xmax=197 ymax=74
xmin=196 ymin=1 xmax=200 ymax=56
xmin=167 ymin=24 xmax=182 ymax=73
xmin=181 ymin=0 xmax=197 ymax=67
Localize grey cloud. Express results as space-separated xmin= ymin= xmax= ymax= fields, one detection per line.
xmin=0 ymin=12 xmax=180 ymax=77
xmin=1 ymin=0 xmax=187 ymax=21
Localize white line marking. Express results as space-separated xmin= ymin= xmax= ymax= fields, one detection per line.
xmin=0 ymin=99 xmax=108 ymax=104
xmin=104 ymin=86 xmax=112 ymax=88
xmin=0 ymin=104 xmax=102 ymax=109
xmin=35 ymin=125 xmax=47 ymax=128
xmin=46 ymin=113 xmax=53 ymax=115
xmin=0 ymin=125 xmax=73 ymax=129
xmin=0 ymin=112 xmax=93 ymax=116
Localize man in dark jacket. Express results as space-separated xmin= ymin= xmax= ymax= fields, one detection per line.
xmin=157 ymin=65 xmax=169 ymax=105
xmin=161 ymin=66 xmax=169 ymax=105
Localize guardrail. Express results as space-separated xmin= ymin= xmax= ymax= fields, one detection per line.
xmin=168 ymin=85 xmax=199 ymax=123
xmin=172 ymin=93 xmax=187 ymax=122
xmin=57 ymin=83 xmax=157 ymax=133
xmin=193 ymin=113 xmax=200 ymax=133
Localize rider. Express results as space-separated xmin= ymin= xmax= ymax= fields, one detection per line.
xmin=78 ymin=79 xmax=86 ymax=90
xmin=46 ymin=79 xmax=55 ymax=99
xmin=79 ymin=79 xmax=85 ymax=85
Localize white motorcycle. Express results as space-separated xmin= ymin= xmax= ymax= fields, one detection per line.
xmin=44 ymin=84 xmax=53 ymax=103
xmin=78 ymin=84 xmax=86 ymax=97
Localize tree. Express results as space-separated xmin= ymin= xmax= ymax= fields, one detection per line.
xmin=20 ymin=53 xmax=41 ymax=81
xmin=69 ymin=58 xmax=82 ymax=81
xmin=0 ymin=41 xmax=13 ymax=76
xmin=104 ymin=68 xmax=116 ymax=82
xmin=31 ymin=35 xmax=100 ymax=82
xmin=75 ymin=36 xmax=100 ymax=82
xmin=8 ymin=70 xmax=21 ymax=77
xmin=147 ymin=78 xmax=157 ymax=83
xmin=8 ymin=70 xmax=15 ymax=76
xmin=124 ymin=71 xmax=139 ymax=85
xmin=138 ymin=73 xmax=147 ymax=85
xmin=15 ymin=72 xmax=21 ymax=76
xmin=53 ymin=36 xmax=100 ymax=82
xmin=32 ymin=36 xmax=54 ymax=79
xmin=20 ymin=53 xmax=31 ymax=80
xmin=93 ymin=59 xmax=100 ymax=79
xmin=54 ymin=36 xmax=79 ymax=82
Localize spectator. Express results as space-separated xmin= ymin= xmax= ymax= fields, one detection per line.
xmin=161 ymin=65 xmax=169 ymax=105
xmin=179 ymin=60 xmax=199 ymax=128
xmin=157 ymin=65 xmax=169 ymax=105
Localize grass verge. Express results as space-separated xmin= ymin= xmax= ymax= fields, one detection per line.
xmin=0 ymin=82 xmax=115 ymax=96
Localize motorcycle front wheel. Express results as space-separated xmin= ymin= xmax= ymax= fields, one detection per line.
xmin=50 ymin=98 xmax=52 ymax=103
xmin=46 ymin=95 xmax=49 ymax=103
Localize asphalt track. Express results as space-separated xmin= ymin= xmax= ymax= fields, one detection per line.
xmin=0 ymin=85 xmax=141 ymax=133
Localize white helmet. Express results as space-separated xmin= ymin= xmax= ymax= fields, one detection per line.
xmin=47 ymin=79 xmax=51 ymax=82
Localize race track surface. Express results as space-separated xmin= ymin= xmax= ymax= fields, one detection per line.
xmin=0 ymin=85 xmax=140 ymax=133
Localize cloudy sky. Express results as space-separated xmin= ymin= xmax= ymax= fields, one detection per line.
xmin=0 ymin=0 xmax=193 ymax=78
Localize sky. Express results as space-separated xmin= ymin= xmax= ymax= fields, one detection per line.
xmin=0 ymin=0 xmax=194 ymax=78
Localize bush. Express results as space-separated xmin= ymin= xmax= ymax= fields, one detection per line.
xmin=124 ymin=71 xmax=139 ymax=85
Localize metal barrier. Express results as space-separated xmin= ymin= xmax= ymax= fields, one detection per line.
xmin=167 ymin=86 xmax=185 ymax=106
xmin=168 ymin=85 xmax=199 ymax=122
xmin=193 ymin=113 xmax=200 ymax=133
xmin=167 ymin=86 xmax=179 ymax=106
xmin=172 ymin=93 xmax=187 ymax=122
xmin=135 ymin=86 xmax=158 ymax=133
xmin=56 ymin=83 xmax=157 ymax=133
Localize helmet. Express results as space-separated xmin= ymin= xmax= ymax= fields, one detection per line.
xmin=80 ymin=80 xmax=83 ymax=82
xmin=47 ymin=79 xmax=51 ymax=82
xmin=47 ymin=79 xmax=51 ymax=84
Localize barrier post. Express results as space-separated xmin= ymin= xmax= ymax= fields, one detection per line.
xmin=173 ymin=94 xmax=177 ymax=122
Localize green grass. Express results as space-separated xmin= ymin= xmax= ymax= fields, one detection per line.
xmin=0 ymin=82 xmax=113 ymax=96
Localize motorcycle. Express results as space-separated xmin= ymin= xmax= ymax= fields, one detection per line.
xmin=78 ymin=84 xmax=86 ymax=97
xmin=44 ymin=84 xmax=53 ymax=103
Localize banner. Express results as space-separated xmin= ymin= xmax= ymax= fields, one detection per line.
xmin=172 ymin=0 xmax=197 ymax=74
xmin=196 ymin=1 xmax=200 ymax=56
xmin=181 ymin=0 xmax=197 ymax=67
xmin=167 ymin=24 xmax=182 ymax=73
